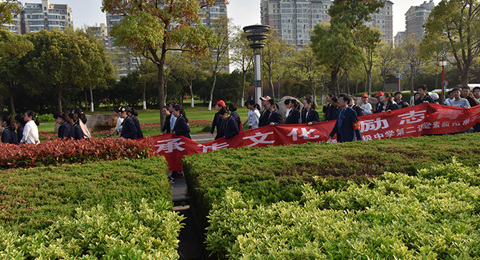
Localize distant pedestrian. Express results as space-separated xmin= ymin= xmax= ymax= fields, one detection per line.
xmin=119 ymin=107 xmax=138 ymax=139
xmin=73 ymin=108 xmax=91 ymax=139
xmin=243 ymin=100 xmax=260 ymax=129
xmin=394 ymin=92 xmax=409 ymax=108
xmin=414 ymin=85 xmax=434 ymax=105
xmin=302 ymin=95 xmax=320 ymax=125
xmin=328 ymin=93 xmax=362 ymax=143
xmin=66 ymin=112 xmax=84 ymax=140
xmin=284 ymin=98 xmax=301 ymax=124
xmin=349 ymin=96 xmax=364 ymax=116
xmin=108 ymin=106 xmax=124 ymax=137
xmin=14 ymin=114 xmax=25 ymax=142
xmin=172 ymin=104 xmax=191 ymax=139
xmin=127 ymin=107 xmax=143 ymax=139
xmin=323 ymin=93 xmax=338 ymax=121
xmin=258 ymin=96 xmax=272 ymax=127
xmin=1 ymin=115 xmax=18 ymax=145
xmin=161 ymin=106 xmax=171 ymax=134
xmin=54 ymin=112 xmax=72 ymax=139
xmin=218 ymin=107 xmax=239 ymax=139
xmin=211 ymin=100 xmax=226 ymax=139
xmin=228 ymin=103 xmax=242 ymax=132
xmin=360 ymin=94 xmax=372 ymax=115
xmin=265 ymin=99 xmax=283 ymax=126
xmin=21 ymin=110 xmax=40 ymax=144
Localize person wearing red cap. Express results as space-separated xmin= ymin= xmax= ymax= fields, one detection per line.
xmin=211 ymin=100 xmax=226 ymax=139
xmin=374 ymin=91 xmax=384 ymax=113
xmin=360 ymin=94 xmax=372 ymax=115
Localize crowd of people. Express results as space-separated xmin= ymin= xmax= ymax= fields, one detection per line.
xmin=1 ymin=111 xmax=41 ymax=145
xmin=108 ymin=106 xmax=144 ymax=140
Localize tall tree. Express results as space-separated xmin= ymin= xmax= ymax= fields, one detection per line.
xmin=231 ymin=27 xmax=253 ymax=106
xmin=102 ymin=0 xmax=224 ymax=125
xmin=377 ymin=42 xmax=397 ymax=90
xmin=422 ymin=0 xmax=480 ymax=86
xmin=0 ymin=0 xmax=21 ymax=25
xmin=170 ymin=52 xmax=205 ymax=107
xmin=203 ymin=16 xmax=230 ymax=111
xmin=311 ymin=0 xmax=384 ymax=94
xmin=262 ymin=31 xmax=289 ymax=99
xmin=357 ymin=26 xmax=381 ymax=96
xmin=398 ymin=35 xmax=423 ymax=95
xmin=0 ymin=29 xmax=34 ymax=114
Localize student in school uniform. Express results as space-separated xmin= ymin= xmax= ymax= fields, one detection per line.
xmin=284 ymin=98 xmax=301 ymax=124
xmin=243 ymin=100 xmax=261 ymax=129
xmin=54 ymin=112 xmax=72 ymax=139
xmin=301 ymin=95 xmax=320 ymax=125
xmin=21 ymin=110 xmax=40 ymax=144
xmin=228 ymin=103 xmax=242 ymax=132
xmin=265 ymin=99 xmax=283 ymax=125
xmin=127 ymin=107 xmax=143 ymax=139
xmin=172 ymin=104 xmax=191 ymax=139
xmin=211 ymin=100 xmax=226 ymax=139
xmin=1 ymin=115 xmax=18 ymax=144
xmin=349 ymin=96 xmax=364 ymax=117
xmin=14 ymin=114 xmax=25 ymax=143
xmin=161 ymin=106 xmax=171 ymax=134
xmin=258 ymin=96 xmax=272 ymax=127
xmin=66 ymin=112 xmax=84 ymax=140
xmin=218 ymin=107 xmax=239 ymax=139
xmin=119 ymin=107 xmax=138 ymax=139
xmin=328 ymin=93 xmax=362 ymax=143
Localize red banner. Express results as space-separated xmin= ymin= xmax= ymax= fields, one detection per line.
xmin=147 ymin=104 xmax=480 ymax=171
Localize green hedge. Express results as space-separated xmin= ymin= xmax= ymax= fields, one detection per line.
xmin=207 ymin=161 xmax=480 ymax=259
xmin=0 ymin=156 xmax=183 ymax=259
xmin=184 ymin=133 xmax=480 ymax=220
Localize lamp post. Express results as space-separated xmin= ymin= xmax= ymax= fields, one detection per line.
xmin=243 ymin=25 xmax=270 ymax=107
xmin=440 ymin=60 xmax=448 ymax=103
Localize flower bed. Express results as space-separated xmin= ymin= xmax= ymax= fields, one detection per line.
xmin=0 ymin=137 xmax=155 ymax=168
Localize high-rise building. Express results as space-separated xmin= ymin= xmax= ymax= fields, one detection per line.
xmin=260 ymin=0 xmax=333 ymax=48
xmin=405 ymin=0 xmax=435 ymax=42
xmin=364 ymin=0 xmax=394 ymax=44
xmin=2 ymin=0 xmax=73 ymax=34
xmin=86 ymin=23 xmax=108 ymax=47
xmin=260 ymin=0 xmax=393 ymax=49
xmin=199 ymin=0 xmax=227 ymax=27
xmin=394 ymin=31 xmax=406 ymax=47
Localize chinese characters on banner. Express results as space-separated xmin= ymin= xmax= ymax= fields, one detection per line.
xmin=146 ymin=104 xmax=480 ymax=171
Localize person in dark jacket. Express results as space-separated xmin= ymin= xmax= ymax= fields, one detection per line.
xmin=349 ymin=96 xmax=364 ymax=117
xmin=328 ymin=94 xmax=362 ymax=143
xmin=127 ymin=107 xmax=143 ymax=139
xmin=380 ymin=93 xmax=399 ymax=112
xmin=54 ymin=112 xmax=72 ymax=139
xmin=119 ymin=107 xmax=138 ymax=139
xmin=414 ymin=85 xmax=434 ymax=105
xmin=211 ymin=100 xmax=226 ymax=139
xmin=258 ymin=96 xmax=272 ymax=127
xmin=161 ymin=106 xmax=171 ymax=134
xmin=228 ymin=103 xmax=242 ymax=132
xmin=374 ymin=91 xmax=385 ymax=113
xmin=14 ymin=114 xmax=25 ymax=142
xmin=1 ymin=115 xmax=18 ymax=144
xmin=172 ymin=104 xmax=191 ymax=139
xmin=323 ymin=94 xmax=338 ymax=121
xmin=302 ymin=95 xmax=320 ymax=125
xmin=66 ymin=112 xmax=84 ymax=140
xmin=218 ymin=107 xmax=239 ymax=139
xmin=264 ymin=99 xmax=283 ymax=125
xmin=284 ymin=98 xmax=301 ymax=124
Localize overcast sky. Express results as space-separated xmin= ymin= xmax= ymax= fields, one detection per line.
xmin=49 ymin=0 xmax=440 ymax=36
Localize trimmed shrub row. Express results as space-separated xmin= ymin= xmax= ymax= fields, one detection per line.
xmin=0 ymin=156 xmax=183 ymax=259
xmin=206 ymin=161 xmax=480 ymax=259
xmin=0 ymin=137 xmax=155 ymax=168
xmin=184 ymin=133 xmax=480 ymax=215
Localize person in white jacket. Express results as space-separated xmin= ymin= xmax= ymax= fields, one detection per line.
xmin=243 ymin=100 xmax=261 ymax=129
xmin=21 ymin=110 xmax=40 ymax=144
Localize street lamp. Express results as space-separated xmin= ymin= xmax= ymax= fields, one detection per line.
xmin=439 ymin=59 xmax=448 ymax=103
xmin=243 ymin=25 xmax=270 ymax=107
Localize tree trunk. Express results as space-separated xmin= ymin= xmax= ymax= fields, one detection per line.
xmin=208 ymin=71 xmax=217 ymax=111
xmin=156 ymin=48 xmax=167 ymax=129
xmin=84 ymin=90 xmax=88 ymax=111
xmin=460 ymin=67 xmax=470 ymax=86
xmin=90 ymin=86 xmax=94 ymax=112
xmin=269 ymin=71 xmax=275 ymax=98
xmin=8 ymin=82 xmax=15 ymax=115
xmin=241 ymin=70 xmax=246 ymax=107
xmin=330 ymin=69 xmax=338 ymax=95
xmin=58 ymin=86 xmax=63 ymax=113
xmin=189 ymin=81 xmax=194 ymax=108
xmin=143 ymin=81 xmax=147 ymax=110
xmin=367 ymin=70 xmax=372 ymax=96
xmin=410 ymin=69 xmax=415 ymax=96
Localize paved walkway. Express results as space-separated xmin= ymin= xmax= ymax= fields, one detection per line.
xmin=191 ymin=133 xmax=215 ymax=144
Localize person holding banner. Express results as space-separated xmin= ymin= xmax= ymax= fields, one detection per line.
xmin=172 ymin=104 xmax=191 ymax=139
xmin=244 ymin=100 xmax=261 ymax=129
xmin=302 ymin=95 xmax=320 ymax=125
xmin=265 ymin=99 xmax=283 ymax=126
xmin=284 ymin=98 xmax=301 ymax=124
xmin=328 ymin=94 xmax=362 ymax=143
xmin=219 ymin=108 xmax=239 ymax=139
xmin=381 ymin=93 xmax=399 ymax=112
xmin=414 ymin=85 xmax=434 ymax=105
xmin=211 ymin=100 xmax=226 ymax=139
xmin=259 ymin=96 xmax=272 ymax=127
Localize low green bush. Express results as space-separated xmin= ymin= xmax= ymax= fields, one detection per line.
xmin=206 ymin=161 xmax=480 ymax=259
xmin=0 ymin=157 xmax=171 ymax=235
xmin=184 ymin=133 xmax=480 ymax=217
xmin=0 ymin=199 xmax=183 ymax=259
